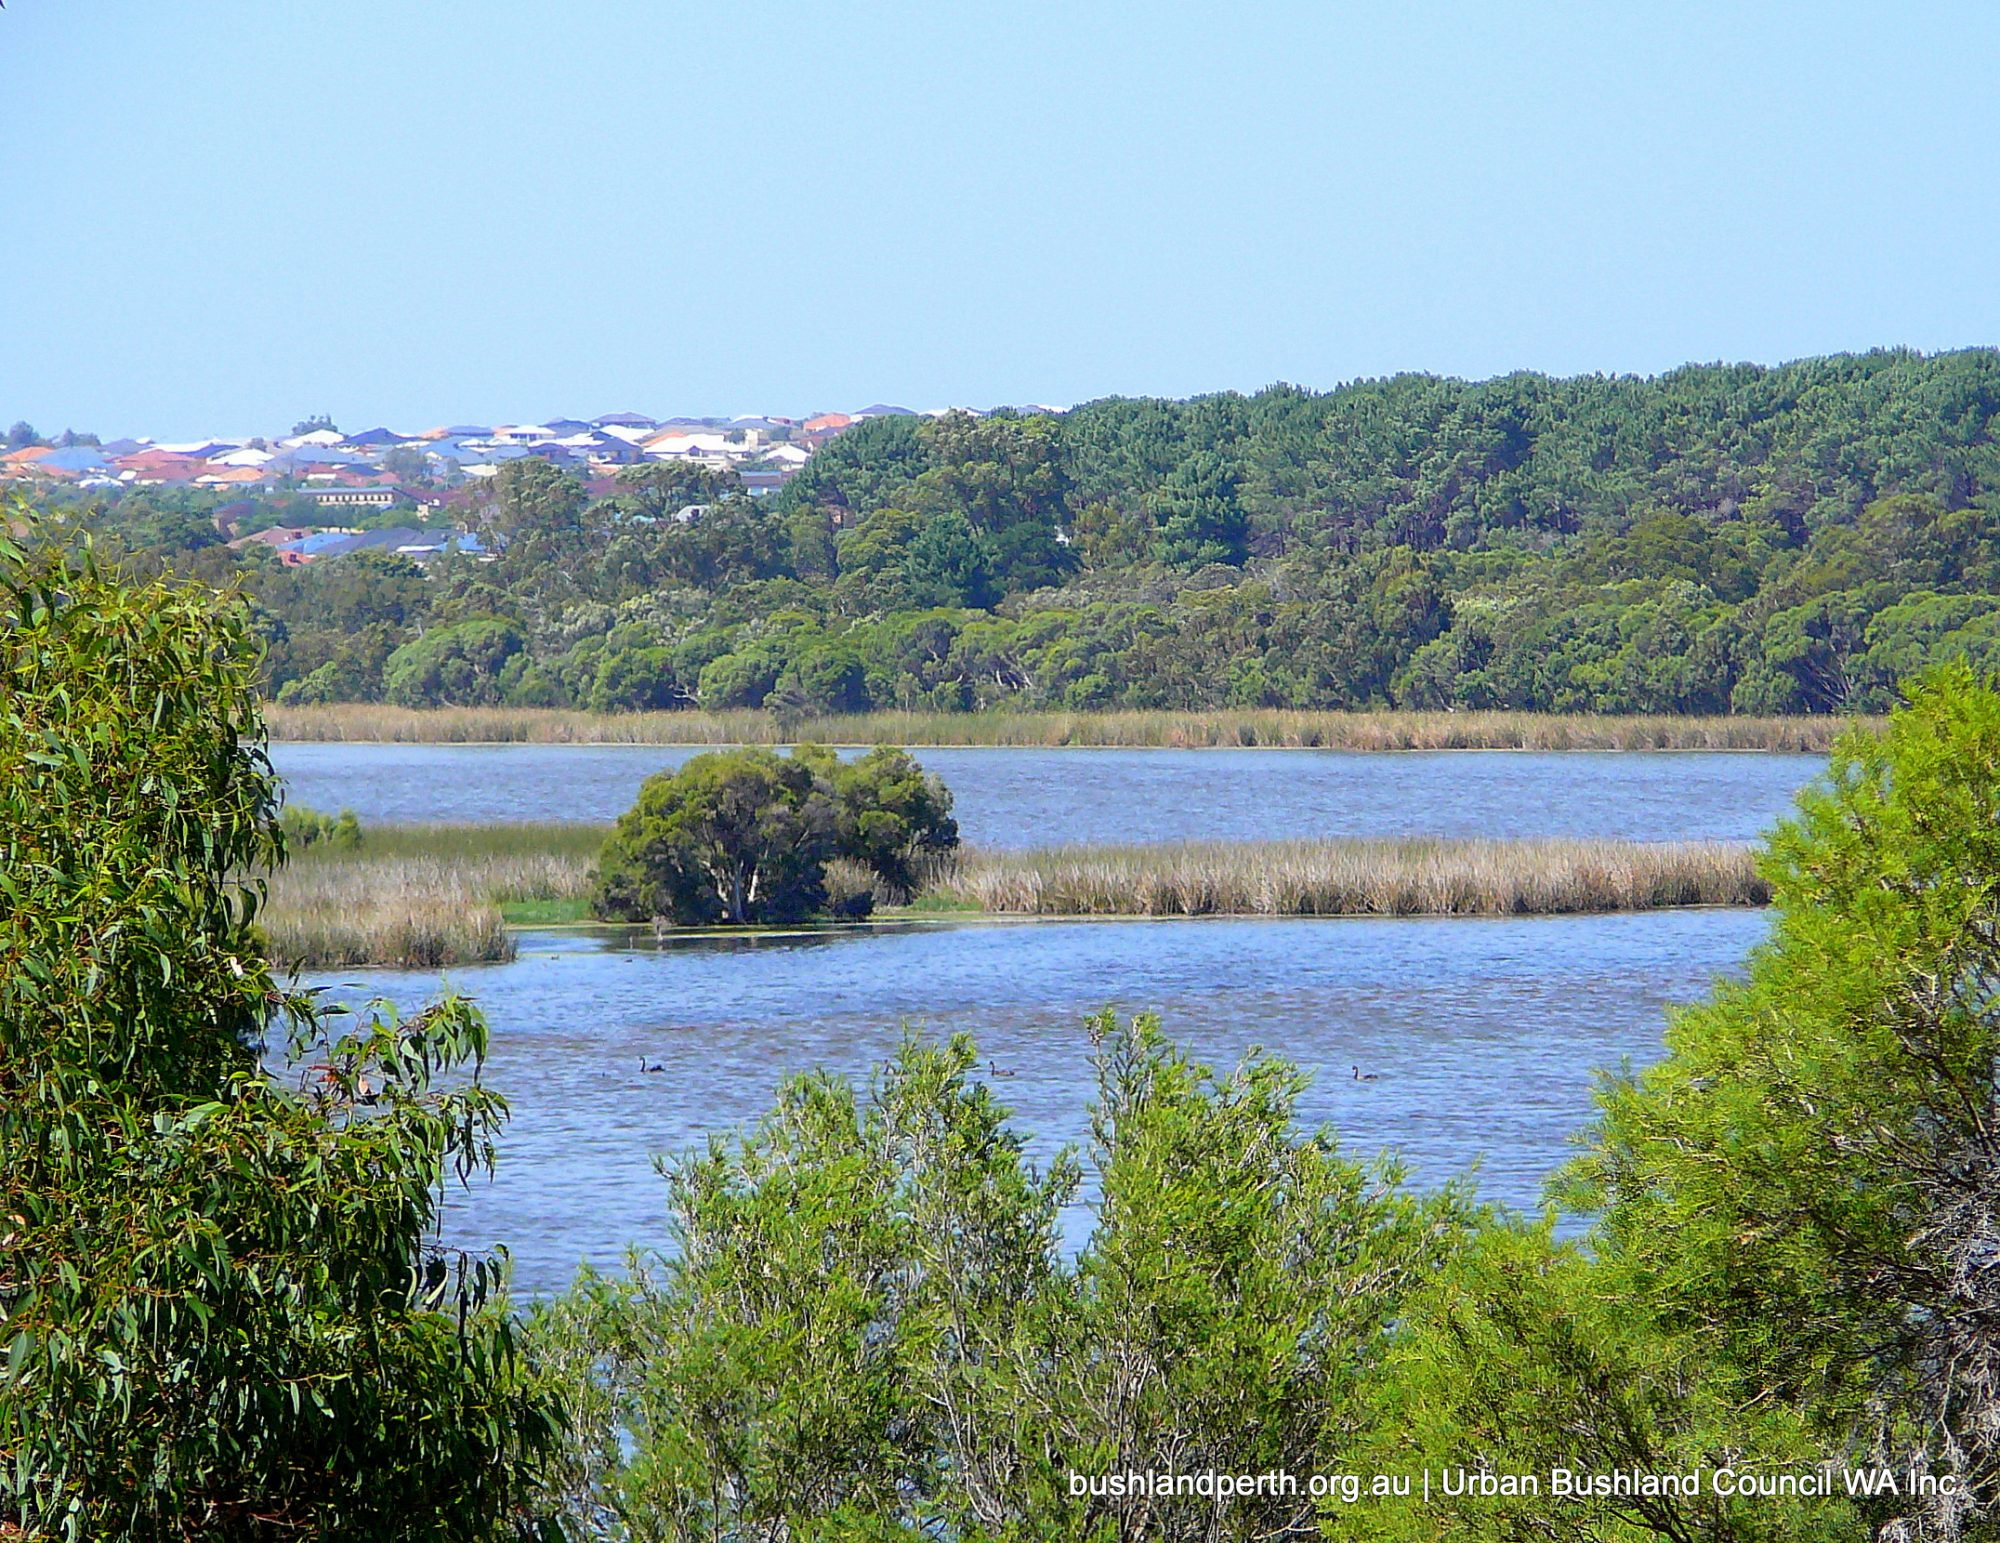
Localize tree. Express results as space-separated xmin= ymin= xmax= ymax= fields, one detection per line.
xmin=0 ymin=514 xmax=563 ymax=1538
xmin=904 ymin=508 xmax=998 ymax=608
xmin=382 ymin=616 xmax=526 ymax=706
xmin=382 ymin=443 xmax=430 ymax=484
xmin=489 ymin=458 xmax=586 ymax=540
xmin=288 ymin=413 xmax=337 ymax=437
xmin=813 ymin=744 xmax=959 ymax=895
xmin=591 ymin=748 xmax=839 ymax=925
xmin=1151 ymin=450 xmax=1247 ymax=568
xmin=6 ymin=420 xmax=41 ymax=449
xmin=772 ymin=641 xmax=872 ymax=715
xmin=614 ymin=459 xmax=741 ymax=518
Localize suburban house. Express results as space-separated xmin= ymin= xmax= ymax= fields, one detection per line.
xmin=298 ymin=485 xmax=425 ymax=513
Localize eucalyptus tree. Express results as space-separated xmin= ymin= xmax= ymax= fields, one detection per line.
xmin=0 ymin=515 xmax=565 ymax=1539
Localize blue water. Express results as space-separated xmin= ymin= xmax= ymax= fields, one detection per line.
xmin=271 ymin=743 xmax=1823 ymax=846
xmin=314 ymin=907 xmax=1767 ymax=1298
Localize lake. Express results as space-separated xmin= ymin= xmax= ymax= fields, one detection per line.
xmin=272 ymin=743 xmax=1824 ymax=844
xmin=313 ymin=906 xmax=1769 ymax=1299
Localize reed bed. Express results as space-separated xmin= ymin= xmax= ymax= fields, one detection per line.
xmin=266 ymin=703 xmax=1866 ymax=754
xmin=254 ymin=822 xmax=1767 ymax=965
xmin=259 ymin=823 xmax=599 ymax=967
xmin=929 ymin=838 xmax=1769 ymax=918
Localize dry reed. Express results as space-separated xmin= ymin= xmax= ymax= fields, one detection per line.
xmin=927 ymin=838 xmax=1768 ymax=917
xmin=266 ymin=703 xmax=1864 ymax=754
xmin=259 ymin=824 xmax=598 ymax=967
xmin=254 ymin=822 xmax=1769 ymax=966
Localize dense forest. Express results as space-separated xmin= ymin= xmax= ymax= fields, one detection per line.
xmin=76 ymin=349 xmax=2000 ymax=715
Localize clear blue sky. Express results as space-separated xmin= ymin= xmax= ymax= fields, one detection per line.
xmin=3 ymin=1 xmax=1997 ymax=438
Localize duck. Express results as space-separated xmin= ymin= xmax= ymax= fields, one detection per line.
xmin=1351 ymin=1065 xmax=1379 ymax=1083
xmin=638 ymin=1057 xmax=666 ymax=1074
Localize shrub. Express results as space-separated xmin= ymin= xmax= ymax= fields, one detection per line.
xmin=527 ymin=1014 xmax=1478 ymax=1539
xmin=821 ymin=744 xmax=959 ymax=896
xmin=279 ymin=801 xmax=363 ymax=852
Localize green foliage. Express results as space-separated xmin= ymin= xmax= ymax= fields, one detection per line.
xmin=1151 ymin=450 xmax=1247 ymax=568
xmin=383 ymin=616 xmax=528 ymax=707
xmin=0 ymin=515 xmax=563 ymax=1539
xmin=590 ymin=746 xmax=960 ymax=923
xmin=1362 ymin=666 xmax=2000 ymax=1540
xmin=279 ymin=802 xmax=364 ymax=852
xmin=527 ymin=1013 xmax=1478 ymax=1540
xmin=490 ymin=458 xmax=587 ymax=541
xmin=70 ymin=351 xmax=2000 ymax=715
xmin=817 ymin=745 xmax=958 ymax=895
xmin=590 ymin=748 xmax=839 ymax=925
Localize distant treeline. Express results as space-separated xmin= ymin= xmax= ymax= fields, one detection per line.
xmin=79 ymin=349 xmax=2000 ymax=715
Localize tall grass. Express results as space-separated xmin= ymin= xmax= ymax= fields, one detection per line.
xmin=928 ymin=838 xmax=1768 ymax=917
xmin=260 ymin=823 xmax=599 ymax=967
xmin=266 ymin=703 xmax=1863 ymax=753
xmin=255 ymin=823 xmax=1768 ymax=965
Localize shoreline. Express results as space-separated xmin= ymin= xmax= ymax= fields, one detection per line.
xmin=265 ymin=704 xmax=1867 ymax=754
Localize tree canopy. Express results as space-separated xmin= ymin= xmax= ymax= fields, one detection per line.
xmin=590 ymin=745 xmax=957 ymax=924
xmin=65 ymin=350 xmax=2000 ymax=718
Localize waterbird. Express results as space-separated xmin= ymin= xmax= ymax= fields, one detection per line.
xmin=639 ymin=1057 xmax=666 ymax=1074
xmin=1352 ymin=1065 xmax=1379 ymax=1082
xmin=988 ymin=1060 xmax=1017 ymax=1079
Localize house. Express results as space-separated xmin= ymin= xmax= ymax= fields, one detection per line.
xmin=271 ymin=447 xmax=370 ymax=472
xmin=115 ymin=451 xmax=207 ymax=485
xmin=339 ymin=428 xmax=407 ymax=449
xmin=280 ymin=429 xmax=345 ymax=449
xmin=298 ymin=485 xmax=409 ymax=513
xmin=0 ymin=446 xmax=55 ymax=479
xmin=229 ymin=525 xmax=315 ymax=551
xmin=490 ymin=423 xmax=559 ymax=445
xmin=594 ymin=412 xmax=658 ymax=430
xmin=802 ymin=412 xmax=854 ymax=435
xmin=155 ymin=440 xmax=239 ymax=458
xmin=209 ymin=446 xmax=275 ymax=468
xmin=196 ymin=466 xmax=273 ymax=488
xmin=38 ymin=446 xmax=112 ymax=474
xmin=639 ymin=430 xmax=753 ymax=467
xmin=212 ymin=500 xmax=261 ymax=537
